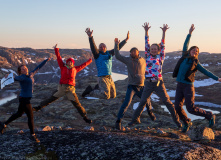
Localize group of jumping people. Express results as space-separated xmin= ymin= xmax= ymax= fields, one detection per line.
xmin=0 ymin=23 xmax=220 ymax=143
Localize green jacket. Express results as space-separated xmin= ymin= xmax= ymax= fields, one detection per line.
xmin=173 ymin=34 xmax=219 ymax=84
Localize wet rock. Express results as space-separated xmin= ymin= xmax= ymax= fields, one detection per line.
xmin=188 ymin=127 xmax=215 ymax=141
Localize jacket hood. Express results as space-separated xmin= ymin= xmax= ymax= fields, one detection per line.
xmin=66 ymin=58 xmax=75 ymax=65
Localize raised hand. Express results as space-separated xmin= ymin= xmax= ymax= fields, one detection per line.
xmin=85 ymin=28 xmax=93 ymax=37
xmin=53 ymin=44 xmax=58 ymax=49
xmin=115 ymin=38 xmax=120 ymax=45
xmin=189 ymin=24 xmax=195 ymax=34
xmin=142 ymin=22 xmax=151 ymax=32
xmin=160 ymin=24 xmax=170 ymax=32
xmin=126 ymin=31 xmax=130 ymax=42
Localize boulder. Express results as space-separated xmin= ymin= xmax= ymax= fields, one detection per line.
xmin=188 ymin=127 xmax=215 ymax=141
xmin=42 ymin=126 xmax=52 ymax=131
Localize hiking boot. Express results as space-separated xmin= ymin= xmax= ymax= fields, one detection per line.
xmin=148 ymin=111 xmax=156 ymax=121
xmin=32 ymin=106 xmax=42 ymax=112
xmin=83 ymin=116 xmax=92 ymax=124
xmin=0 ymin=122 xmax=6 ymax=134
xmin=30 ymin=134 xmax=40 ymax=143
xmin=209 ymin=115 xmax=216 ymax=128
xmin=115 ymin=120 xmax=122 ymax=130
xmin=182 ymin=121 xmax=192 ymax=133
xmin=128 ymin=119 xmax=141 ymax=126
xmin=82 ymin=85 xmax=93 ymax=97
xmin=94 ymin=84 xmax=99 ymax=90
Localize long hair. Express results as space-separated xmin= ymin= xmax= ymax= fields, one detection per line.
xmin=183 ymin=46 xmax=199 ymax=58
xmin=17 ymin=65 xmax=26 ymax=75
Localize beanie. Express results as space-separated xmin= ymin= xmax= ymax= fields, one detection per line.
xmin=66 ymin=58 xmax=75 ymax=65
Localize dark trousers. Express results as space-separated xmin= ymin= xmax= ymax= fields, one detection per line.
xmin=117 ymin=85 xmax=152 ymax=121
xmin=5 ymin=97 xmax=34 ymax=134
xmin=175 ymin=82 xmax=212 ymax=124
xmin=132 ymin=79 xmax=181 ymax=127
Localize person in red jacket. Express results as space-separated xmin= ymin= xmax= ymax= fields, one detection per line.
xmin=33 ymin=44 xmax=93 ymax=123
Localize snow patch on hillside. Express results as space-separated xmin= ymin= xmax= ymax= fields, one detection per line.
xmin=194 ymin=78 xmax=219 ymax=88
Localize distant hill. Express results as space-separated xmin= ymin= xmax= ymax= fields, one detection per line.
xmin=0 ymin=46 xmax=220 ymax=84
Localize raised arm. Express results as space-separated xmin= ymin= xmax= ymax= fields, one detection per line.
xmin=86 ymin=28 xmax=99 ymax=59
xmin=159 ymin=24 xmax=169 ymax=59
xmin=53 ymin=44 xmax=64 ymax=68
xmin=143 ymin=22 xmax=151 ymax=57
xmin=183 ymin=24 xmax=195 ymax=55
xmin=109 ymin=31 xmax=129 ymax=56
xmin=160 ymin=24 xmax=169 ymax=42
xmin=114 ymin=38 xmax=127 ymax=64
xmin=75 ymin=58 xmax=92 ymax=73
xmin=31 ymin=58 xmax=51 ymax=75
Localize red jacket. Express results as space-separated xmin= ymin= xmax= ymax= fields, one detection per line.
xmin=55 ymin=48 xmax=92 ymax=86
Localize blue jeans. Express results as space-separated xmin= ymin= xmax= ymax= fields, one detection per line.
xmin=117 ymin=85 xmax=152 ymax=121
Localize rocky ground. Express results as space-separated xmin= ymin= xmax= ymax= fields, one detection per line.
xmin=0 ymin=75 xmax=221 ymax=159
xmin=1 ymin=129 xmax=221 ymax=160
xmin=0 ymin=49 xmax=221 ymax=159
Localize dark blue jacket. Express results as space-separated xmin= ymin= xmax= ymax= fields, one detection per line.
xmin=14 ymin=59 xmax=49 ymax=97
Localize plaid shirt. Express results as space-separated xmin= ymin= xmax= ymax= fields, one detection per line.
xmin=145 ymin=36 xmax=165 ymax=80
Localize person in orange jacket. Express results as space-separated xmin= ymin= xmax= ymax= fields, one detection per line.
xmin=33 ymin=44 xmax=93 ymax=123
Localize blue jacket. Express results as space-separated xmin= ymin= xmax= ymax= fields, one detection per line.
xmin=88 ymin=36 xmax=127 ymax=77
xmin=14 ymin=59 xmax=49 ymax=97
xmin=95 ymin=51 xmax=112 ymax=77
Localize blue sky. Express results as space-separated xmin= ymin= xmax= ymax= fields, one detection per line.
xmin=0 ymin=0 xmax=221 ymax=53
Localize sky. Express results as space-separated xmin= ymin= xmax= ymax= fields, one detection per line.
xmin=0 ymin=0 xmax=221 ymax=53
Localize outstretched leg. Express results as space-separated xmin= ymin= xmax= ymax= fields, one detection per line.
xmin=33 ymin=85 xmax=63 ymax=111
xmin=24 ymin=103 xmax=35 ymax=134
xmin=67 ymin=87 xmax=92 ymax=124
xmin=5 ymin=98 xmax=25 ymax=125
xmin=136 ymin=86 xmax=155 ymax=121
xmin=33 ymin=95 xmax=59 ymax=111
xmin=184 ymin=84 xmax=212 ymax=120
xmin=155 ymin=80 xmax=182 ymax=128
xmin=130 ymin=80 xmax=154 ymax=124
xmin=175 ymin=82 xmax=190 ymax=124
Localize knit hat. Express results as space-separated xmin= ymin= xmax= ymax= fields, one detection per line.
xmin=66 ymin=58 xmax=75 ymax=65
